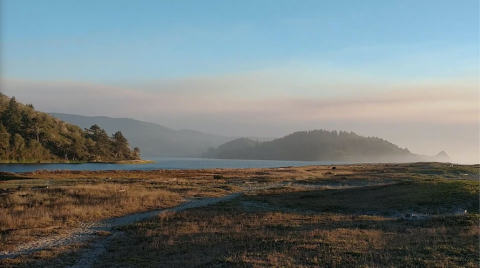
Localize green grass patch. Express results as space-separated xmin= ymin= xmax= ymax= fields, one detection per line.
xmin=249 ymin=179 xmax=479 ymax=215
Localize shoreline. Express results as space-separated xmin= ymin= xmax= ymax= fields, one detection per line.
xmin=1 ymin=162 xmax=477 ymax=178
xmin=0 ymin=160 xmax=476 ymax=176
xmin=0 ymin=159 xmax=156 ymax=165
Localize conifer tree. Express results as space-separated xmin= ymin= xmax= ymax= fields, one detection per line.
xmin=112 ymin=131 xmax=129 ymax=158
xmin=1 ymin=97 xmax=22 ymax=133
xmin=0 ymin=123 xmax=10 ymax=158
xmin=0 ymin=95 xmax=139 ymax=162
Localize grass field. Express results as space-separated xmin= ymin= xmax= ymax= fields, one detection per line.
xmin=0 ymin=162 xmax=478 ymax=267
xmin=0 ymin=169 xmax=244 ymax=251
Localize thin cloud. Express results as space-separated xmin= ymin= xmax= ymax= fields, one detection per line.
xmin=2 ymin=76 xmax=477 ymax=122
xmin=2 ymin=76 xmax=477 ymax=164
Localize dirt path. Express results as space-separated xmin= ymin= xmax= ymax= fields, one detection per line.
xmin=68 ymin=192 xmax=244 ymax=268
xmin=0 ymin=192 xmax=243 ymax=261
xmin=70 ymin=182 xmax=295 ymax=268
xmin=0 ymin=182 xmax=288 ymax=263
xmin=0 ymin=181 xmax=395 ymax=267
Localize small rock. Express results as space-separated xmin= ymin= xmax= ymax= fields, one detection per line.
xmin=404 ymin=213 xmax=417 ymax=219
xmin=453 ymin=208 xmax=467 ymax=215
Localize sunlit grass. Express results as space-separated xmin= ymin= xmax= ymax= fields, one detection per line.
xmin=0 ymin=162 xmax=478 ymax=267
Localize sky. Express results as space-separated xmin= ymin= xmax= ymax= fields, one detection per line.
xmin=1 ymin=0 xmax=479 ymax=163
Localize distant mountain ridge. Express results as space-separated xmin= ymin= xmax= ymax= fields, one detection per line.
xmin=204 ymin=130 xmax=451 ymax=163
xmin=49 ymin=113 xmax=245 ymax=157
xmin=50 ymin=113 xmax=451 ymax=163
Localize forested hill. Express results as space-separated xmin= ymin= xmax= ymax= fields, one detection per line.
xmin=49 ymin=113 xmax=235 ymax=157
xmin=203 ymin=130 xmax=451 ymax=163
xmin=0 ymin=94 xmax=140 ymax=163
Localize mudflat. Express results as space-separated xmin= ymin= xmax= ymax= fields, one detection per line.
xmin=1 ymin=162 xmax=478 ymax=267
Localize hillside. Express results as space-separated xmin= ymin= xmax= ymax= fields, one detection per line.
xmin=49 ymin=113 xmax=239 ymax=157
xmin=0 ymin=94 xmax=139 ymax=163
xmin=204 ymin=130 xmax=451 ymax=163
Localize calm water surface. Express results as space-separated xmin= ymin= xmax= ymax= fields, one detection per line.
xmin=0 ymin=157 xmax=352 ymax=173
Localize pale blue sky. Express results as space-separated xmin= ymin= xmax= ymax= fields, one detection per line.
xmin=1 ymin=0 xmax=479 ymax=163
xmin=2 ymin=0 xmax=478 ymax=82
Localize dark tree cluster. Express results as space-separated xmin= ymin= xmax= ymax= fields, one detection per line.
xmin=204 ymin=129 xmax=412 ymax=162
xmin=0 ymin=94 xmax=140 ymax=163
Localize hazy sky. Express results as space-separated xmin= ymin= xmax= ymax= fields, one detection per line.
xmin=1 ymin=0 xmax=479 ymax=163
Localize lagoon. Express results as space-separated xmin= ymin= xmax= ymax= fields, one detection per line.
xmin=0 ymin=157 xmax=353 ymax=173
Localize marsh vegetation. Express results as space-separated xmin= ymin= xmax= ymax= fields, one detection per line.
xmin=0 ymin=163 xmax=478 ymax=267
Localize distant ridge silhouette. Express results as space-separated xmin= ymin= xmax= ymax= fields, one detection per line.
xmin=49 ymin=113 xmax=274 ymax=157
xmin=204 ymin=130 xmax=451 ymax=163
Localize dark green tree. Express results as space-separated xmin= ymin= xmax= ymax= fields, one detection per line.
xmin=132 ymin=147 xmax=141 ymax=160
xmin=0 ymin=95 xmax=141 ymax=163
xmin=0 ymin=123 xmax=10 ymax=158
xmin=12 ymin=134 xmax=25 ymax=160
xmin=86 ymin=125 xmax=112 ymax=158
xmin=112 ymin=131 xmax=129 ymax=158
xmin=27 ymin=139 xmax=46 ymax=160
xmin=1 ymin=97 xmax=22 ymax=133
xmin=68 ymin=137 xmax=86 ymax=161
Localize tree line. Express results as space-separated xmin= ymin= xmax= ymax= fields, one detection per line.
xmin=0 ymin=94 xmax=140 ymax=163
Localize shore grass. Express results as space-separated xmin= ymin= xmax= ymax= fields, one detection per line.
xmin=0 ymin=168 xmax=246 ymax=252
xmin=97 ymin=193 xmax=479 ymax=267
xmin=5 ymin=213 xmax=479 ymax=267
xmin=248 ymin=179 xmax=479 ymax=215
xmin=0 ymin=183 xmax=183 ymax=251
xmin=0 ymin=162 xmax=478 ymax=267
xmin=106 ymin=159 xmax=156 ymax=164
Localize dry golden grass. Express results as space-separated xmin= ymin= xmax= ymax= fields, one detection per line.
xmin=0 ymin=162 xmax=478 ymax=267
xmin=0 ymin=183 xmax=182 ymax=251
xmin=0 ymin=243 xmax=86 ymax=268
xmin=0 ymin=168 xmax=259 ymax=251
xmin=95 ymin=203 xmax=479 ymax=268
xmin=88 ymin=163 xmax=478 ymax=267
